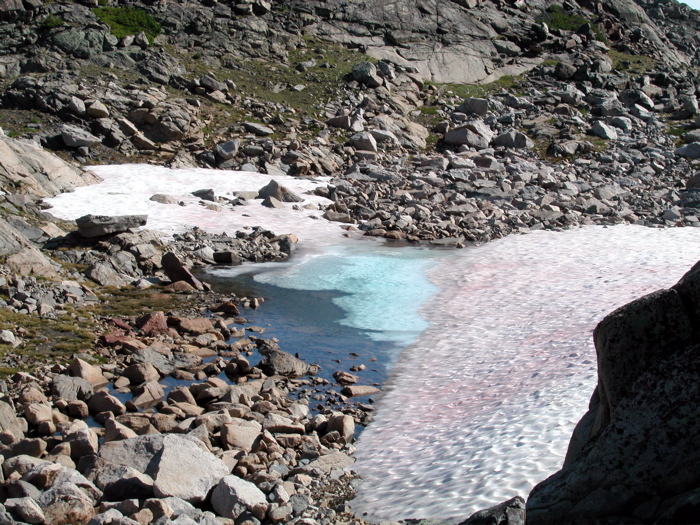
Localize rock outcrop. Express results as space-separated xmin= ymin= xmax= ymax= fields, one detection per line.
xmin=527 ymin=260 xmax=700 ymax=523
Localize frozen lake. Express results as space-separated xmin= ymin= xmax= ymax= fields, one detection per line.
xmin=46 ymin=165 xmax=700 ymax=521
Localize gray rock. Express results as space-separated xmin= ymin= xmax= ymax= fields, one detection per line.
xmin=349 ymin=131 xmax=378 ymax=152
xmin=84 ymin=262 xmax=128 ymax=287
xmin=492 ymin=129 xmax=533 ymax=149
xmin=192 ymin=189 xmax=216 ymax=202
xmin=88 ymin=458 xmax=154 ymax=501
xmin=61 ymin=125 xmax=102 ymax=148
xmin=590 ymin=121 xmax=618 ymax=140
xmin=68 ymin=96 xmax=86 ymax=116
xmin=210 ymin=475 xmax=268 ymax=520
xmin=87 ymin=100 xmax=109 ymax=118
xmin=460 ymin=496 xmax=525 ymax=525
xmin=150 ymin=194 xmax=179 ymax=205
xmin=23 ymin=462 xmax=101 ymax=502
xmin=242 ymin=122 xmax=273 ymax=136
xmin=257 ymin=349 xmax=319 ymax=378
xmin=528 ymin=264 xmax=700 ymax=524
xmin=326 ymin=115 xmax=353 ymax=130
xmin=87 ymin=508 xmax=140 ymax=525
xmin=0 ymin=402 xmax=23 ymax=441
xmin=610 ymin=116 xmax=633 ymax=132
xmin=76 ymin=214 xmax=147 ymax=238
xmin=351 ymin=61 xmax=382 ymax=88
xmin=215 ymin=139 xmax=239 ymax=160
xmin=37 ymin=482 xmax=95 ymax=524
xmin=445 ymin=120 xmax=494 ymax=148
xmin=257 ymin=179 xmax=303 ymax=203
xmin=99 ymin=434 xmax=229 ymax=504
xmin=456 ymin=97 xmax=489 ymax=116
xmin=675 ymin=142 xmax=700 ymax=159
xmin=4 ymin=497 xmax=44 ymax=524
xmin=261 ymin=196 xmax=284 ymax=209
xmin=51 ymin=375 xmax=94 ymax=402
xmin=0 ymin=330 xmax=16 ymax=346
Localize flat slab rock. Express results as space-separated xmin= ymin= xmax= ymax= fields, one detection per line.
xmin=76 ymin=214 xmax=147 ymax=238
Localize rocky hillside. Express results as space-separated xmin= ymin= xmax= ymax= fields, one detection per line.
xmin=3 ymin=0 xmax=700 ymax=247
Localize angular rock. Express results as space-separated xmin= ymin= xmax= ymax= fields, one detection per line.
xmin=242 ymin=122 xmax=273 ymax=136
xmin=462 ymin=496 xmax=525 ymax=524
xmin=257 ymin=179 xmax=303 ymax=203
xmin=0 ymin=401 xmax=24 ymax=440
xmin=351 ymin=61 xmax=382 ymax=88
xmin=456 ymin=97 xmax=489 ymax=116
xmin=220 ymin=420 xmax=262 ymax=452
xmin=210 ymin=475 xmax=268 ymax=520
xmin=4 ymin=496 xmax=45 ymax=524
xmin=52 ymin=375 xmax=93 ymax=402
xmin=135 ymin=311 xmax=169 ymax=337
xmin=590 ymin=121 xmax=618 ymax=140
xmin=675 ymin=142 xmax=700 ymax=159
xmin=88 ymin=458 xmax=154 ymax=501
xmin=37 ymin=482 xmax=95 ymax=524
xmin=258 ymin=350 xmax=319 ymax=378
xmin=161 ymin=252 xmax=204 ymax=291
xmin=349 ymin=131 xmax=378 ymax=152
xmin=68 ymin=358 xmax=108 ymax=388
xmin=61 ymin=125 xmax=101 ymax=148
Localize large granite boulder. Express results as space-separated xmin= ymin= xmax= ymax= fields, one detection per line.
xmin=99 ymin=434 xmax=229 ymax=504
xmin=527 ymin=261 xmax=700 ymax=523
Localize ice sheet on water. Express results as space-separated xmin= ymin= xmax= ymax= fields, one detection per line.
xmin=351 ymin=225 xmax=700 ymax=522
xmin=251 ymin=243 xmax=445 ymax=348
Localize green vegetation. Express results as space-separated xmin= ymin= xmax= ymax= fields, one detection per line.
xmin=427 ymin=74 xmax=523 ymax=100
xmin=538 ymin=4 xmax=607 ymax=43
xmin=418 ymin=105 xmax=439 ymax=115
xmin=0 ymin=282 xmax=199 ymax=378
xmin=93 ymin=6 xmax=161 ymax=44
xmin=608 ymin=49 xmax=658 ymax=75
xmin=0 ymin=310 xmax=96 ymax=375
xmin=666 ymin=124 xmax=687 ymax=138
xmin=40 ymin=14 xmax=64 ymax=30
xmin=175 ymin=38 xmax=378 ymax=140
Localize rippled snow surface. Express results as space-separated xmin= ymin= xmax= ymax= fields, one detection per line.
xmin=351 ymin=225 xmax=700 ymax=521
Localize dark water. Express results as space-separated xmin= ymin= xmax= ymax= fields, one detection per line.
xmin=204 ymin=270 xmax=396 ymax=397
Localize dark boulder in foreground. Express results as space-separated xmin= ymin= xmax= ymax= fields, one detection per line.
xmin=527 ymin=261 xmax=700 ymax=524
xmin=76 ymin=214 xmax=147 ymax=238
xmin=461 ymin=496 xmax=525 ymax=525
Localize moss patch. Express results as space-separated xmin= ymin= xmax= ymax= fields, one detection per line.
xmin=608 ymin=49 xmax=658 ymax=75
xmin=538 ymin=4 xmax=607 ymax=43
xmin=93 ymin=6 xmax=161 ymax=44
